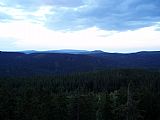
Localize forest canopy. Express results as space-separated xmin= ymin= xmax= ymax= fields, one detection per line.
xmin=0 ymin=69 xmax=160 ymax=120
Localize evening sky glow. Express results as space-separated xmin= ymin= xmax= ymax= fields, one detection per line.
xmin=0 ymin=0 xmax=160 ymax=52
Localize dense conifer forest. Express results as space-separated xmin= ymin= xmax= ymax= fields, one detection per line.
xmin=0 ymin=69 xmax=160 ymax=120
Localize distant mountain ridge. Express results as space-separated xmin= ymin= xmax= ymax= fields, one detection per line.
xmin=0 ymin=50 xmax=160 ymax=76
xmin=20 ymin=49 xmax=160 ymax=55
xmin=21 ymin=49 xmax=105 ymax=54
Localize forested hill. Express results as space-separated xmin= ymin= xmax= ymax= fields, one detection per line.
xmin=0 ymin=51 xmax=160 ymax=76
xmin=0 ymin=69 xmax=160 ymax=120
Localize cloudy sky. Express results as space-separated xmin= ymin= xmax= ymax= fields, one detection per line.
xmin=0 ymin=0 xmax=160 ymax=52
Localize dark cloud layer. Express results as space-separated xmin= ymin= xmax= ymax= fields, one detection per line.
xmin=1 ymin=0 xmax=160 ymax=31
xmin=44 ymin=0 xmax=160 ymax=30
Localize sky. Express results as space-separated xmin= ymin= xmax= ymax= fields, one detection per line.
xmin=0 ymin=0 xmax=160 ymax=53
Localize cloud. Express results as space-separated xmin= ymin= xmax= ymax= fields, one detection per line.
xmin=1 ymin=0 xmax=160 ymax=31
xmin=0 ymin=0 xmax=84 ymax=9
xmin=0 ymin=0 xmax=160 ymax=52
xmin=0 ymin=21 xmax=160 ymax=52
xmin=0 ymin=12 xmax=12 ymax=22
xmin=44 ymin=0 xmax=160 ymax=30
xmin=0 ymin=3 xmax=53 ymax=24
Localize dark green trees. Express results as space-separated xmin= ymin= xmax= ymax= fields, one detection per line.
xmin=0 ymin=69 xmax=160 ymax=120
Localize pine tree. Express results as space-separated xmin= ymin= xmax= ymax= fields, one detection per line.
xmin=127 ymin=80 xmax=137 ymax=120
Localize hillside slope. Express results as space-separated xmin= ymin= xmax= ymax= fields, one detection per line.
xmin=0 ymin=51 xmax=160 ymax=76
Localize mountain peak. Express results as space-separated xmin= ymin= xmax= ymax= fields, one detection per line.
xmin=90 ymin=50 xmax=104 ymax=54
